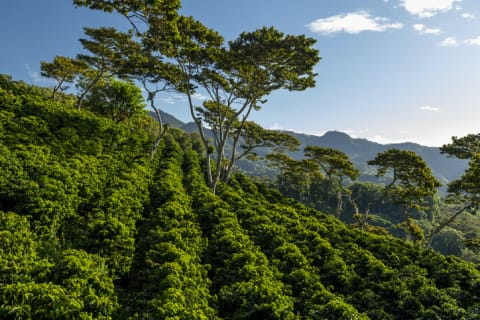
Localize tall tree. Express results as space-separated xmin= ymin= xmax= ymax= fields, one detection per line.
xmin=426 ymin=135 xmax=480 ymax=247
xmin=74 ymin=0 xmax=222 ymax=162
xmin=440 ymin=133 xmax=480 ymax=159
xmin=368 ymin=149 xmax=441 ymax=244
xmin=73 ymin=1 xmax=320 ymax=193
xmin=189 ymin=26 xmax=319 ymax=193
xmin=266 ymin=153 xmax=321 ymax=201
xmin=304 ymin=146 xmax=359 ymax=217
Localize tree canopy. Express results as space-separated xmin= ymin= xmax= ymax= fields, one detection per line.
xmin=368 ymin=149 xmax=441 ymax=243
xmin=71 ymin=0 xmax=320 ymax=193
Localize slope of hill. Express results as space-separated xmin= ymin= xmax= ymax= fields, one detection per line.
xmin=148 ymin=110 xmax=184 ymax=128
xmin=2 ymin=76 xmax=480 ymax=319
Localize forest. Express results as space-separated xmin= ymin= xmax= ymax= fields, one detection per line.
xmin=2 ymin=0 xmax=480 ymax=319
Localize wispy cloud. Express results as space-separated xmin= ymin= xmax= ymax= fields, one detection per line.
xmin=307 ymin=11 xmax=403 ymax=35
xmin=413 ymin=24 xmax=443 ymax=35
xmin=159 ymin=92 xmax=207 ymax=105
xmin=461 ymin=13 xmax=475 ymax=19
xmin=160 ymin=93 xmax=185 ymax=105
xmin=400 ymin=0 xmax=462 ymax=18
xmin=191 ymin=93 xmax=208 ymax=101
xmin=368 ymin=135 xmax=407 ymax=145
xmin=465 ymin=36 xmax=480 ymax=46
xmin=342 ymin=128 xmax=370 ymax=138
xmin=25 ymin=64 xmax=54 ymax=84
xmin=420 ymin=105 xmax=441 ymax=112
xmin=438 ymin=37 xmax=458 ymax=47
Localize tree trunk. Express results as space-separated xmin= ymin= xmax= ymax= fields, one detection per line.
xmin=149 ymin=98 xmax=166 ymax=159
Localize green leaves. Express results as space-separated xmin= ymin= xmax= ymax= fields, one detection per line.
xmin=228 ymin=26 xmax=319 ymax=93
xmin=368 ymin=149 xmax=441 ymax=243
xmin=368 ymin=149 xmax=441 ymax=207
xmin=447 ymin=154 xmax=480 ymax=212
xmin=84 ymin=78 xmax=146 ymax=122
xmin=304 ymin=146 xmax=359 ymax=181
xmin=2 ymin=74 xmax=480 ymax=320
xmin=441 ymin=134 xmax=480 ymax=160
xmin=40 ymin=56 xmax=86 ymax=101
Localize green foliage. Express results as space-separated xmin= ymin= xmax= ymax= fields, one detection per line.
xmin=368 ymin=149 xmax=441 ymax=243
xmin=40 ymin=56 xmax=87 ymax=100
xmin=0 ymin=212 xmax=117 ymax=319
xmin=2 ymin=70 xmax=480 ymax=319
xmin=84 ymin=78 xmax=146 ymax=122
xmin=441 ymin=133 xmax=480 ymax=159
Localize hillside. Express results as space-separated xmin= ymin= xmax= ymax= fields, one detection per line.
xmin=149 ymin=110 xmax=184 ymax=129
xmin=1 ymin=76 xmax=480 ymax=319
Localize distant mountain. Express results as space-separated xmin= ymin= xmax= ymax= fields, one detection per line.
xmin=286 ymin=130 xmax=468 ymax=184
xmin=148 ymin=110 xmax=184 ymax=128
xmin=158 ymin=110 xmax=467 ymax=184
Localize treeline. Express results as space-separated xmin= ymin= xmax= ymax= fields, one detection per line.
xmin=259 ymin=137 xmax=480 ymax=260
xmin=1 ymin=75 xmax=480 ymax=319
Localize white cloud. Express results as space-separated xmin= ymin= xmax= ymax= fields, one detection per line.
xmin=191 ymin=93 xmax=208 ymax=101
xmin=413 ymin=24 xmax=443 ymax=35
xmin=159 ymin=92 xmax=207 ymax=105
xmin=400 ymin=0 xmax=462 ymax=18
xmin=420 ymin=105 xmax=441 ymax=112
xmin=160 ymin=93 xmax=185 ymax=105
xmin=461 ymin=13 xmax=475 ymax=19
xmin=368 ymin=135 xmax=407 ymax=145
xmin=438 ymin=37 xmax=458 ymax=47
xmin=307 ymin=11 xmax=403 ymax=35
xmin=465 ymin=36 xmax=480 ymax=46
xmin=25 ymin=64 xmax=54 ymax=84
xmin=269 ymin=122 xmax=283 ymax=130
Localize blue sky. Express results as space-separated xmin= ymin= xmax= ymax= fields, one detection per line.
xmin=1 ymin=0 xmax=480 ymax=146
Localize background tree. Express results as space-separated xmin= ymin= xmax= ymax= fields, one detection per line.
xmin=83 ymin=77 xmax=146 ymax=122
xmin=427 ymin=153 xmax=480 ymax=247
xmin=189 ymin=26 xmax=319 ymax=193
xmin=40 ymin=56 xmax=86 ymax=101
xmin=368 ymin=149 xmax=441 ymax=244
xmin=74 ymin=27 xmax=130 ymax=110
xmin=266 ymin=153 xmax=321 ymax=201
xmin=440 ymin=133 xmax=480 ymax=159
xmin=304 ymin=146 xmax=359 ymax=217
xmin=347 ymin=182 xmax=391 ymax=232
xmin=425 ymin=134 xmax=480 ymax=247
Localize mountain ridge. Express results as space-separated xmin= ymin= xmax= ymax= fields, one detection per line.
xmin=285 ymin=129 xmax=468 ymax=183
xmin=160 ymin=112 xmax=468 ymax=183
